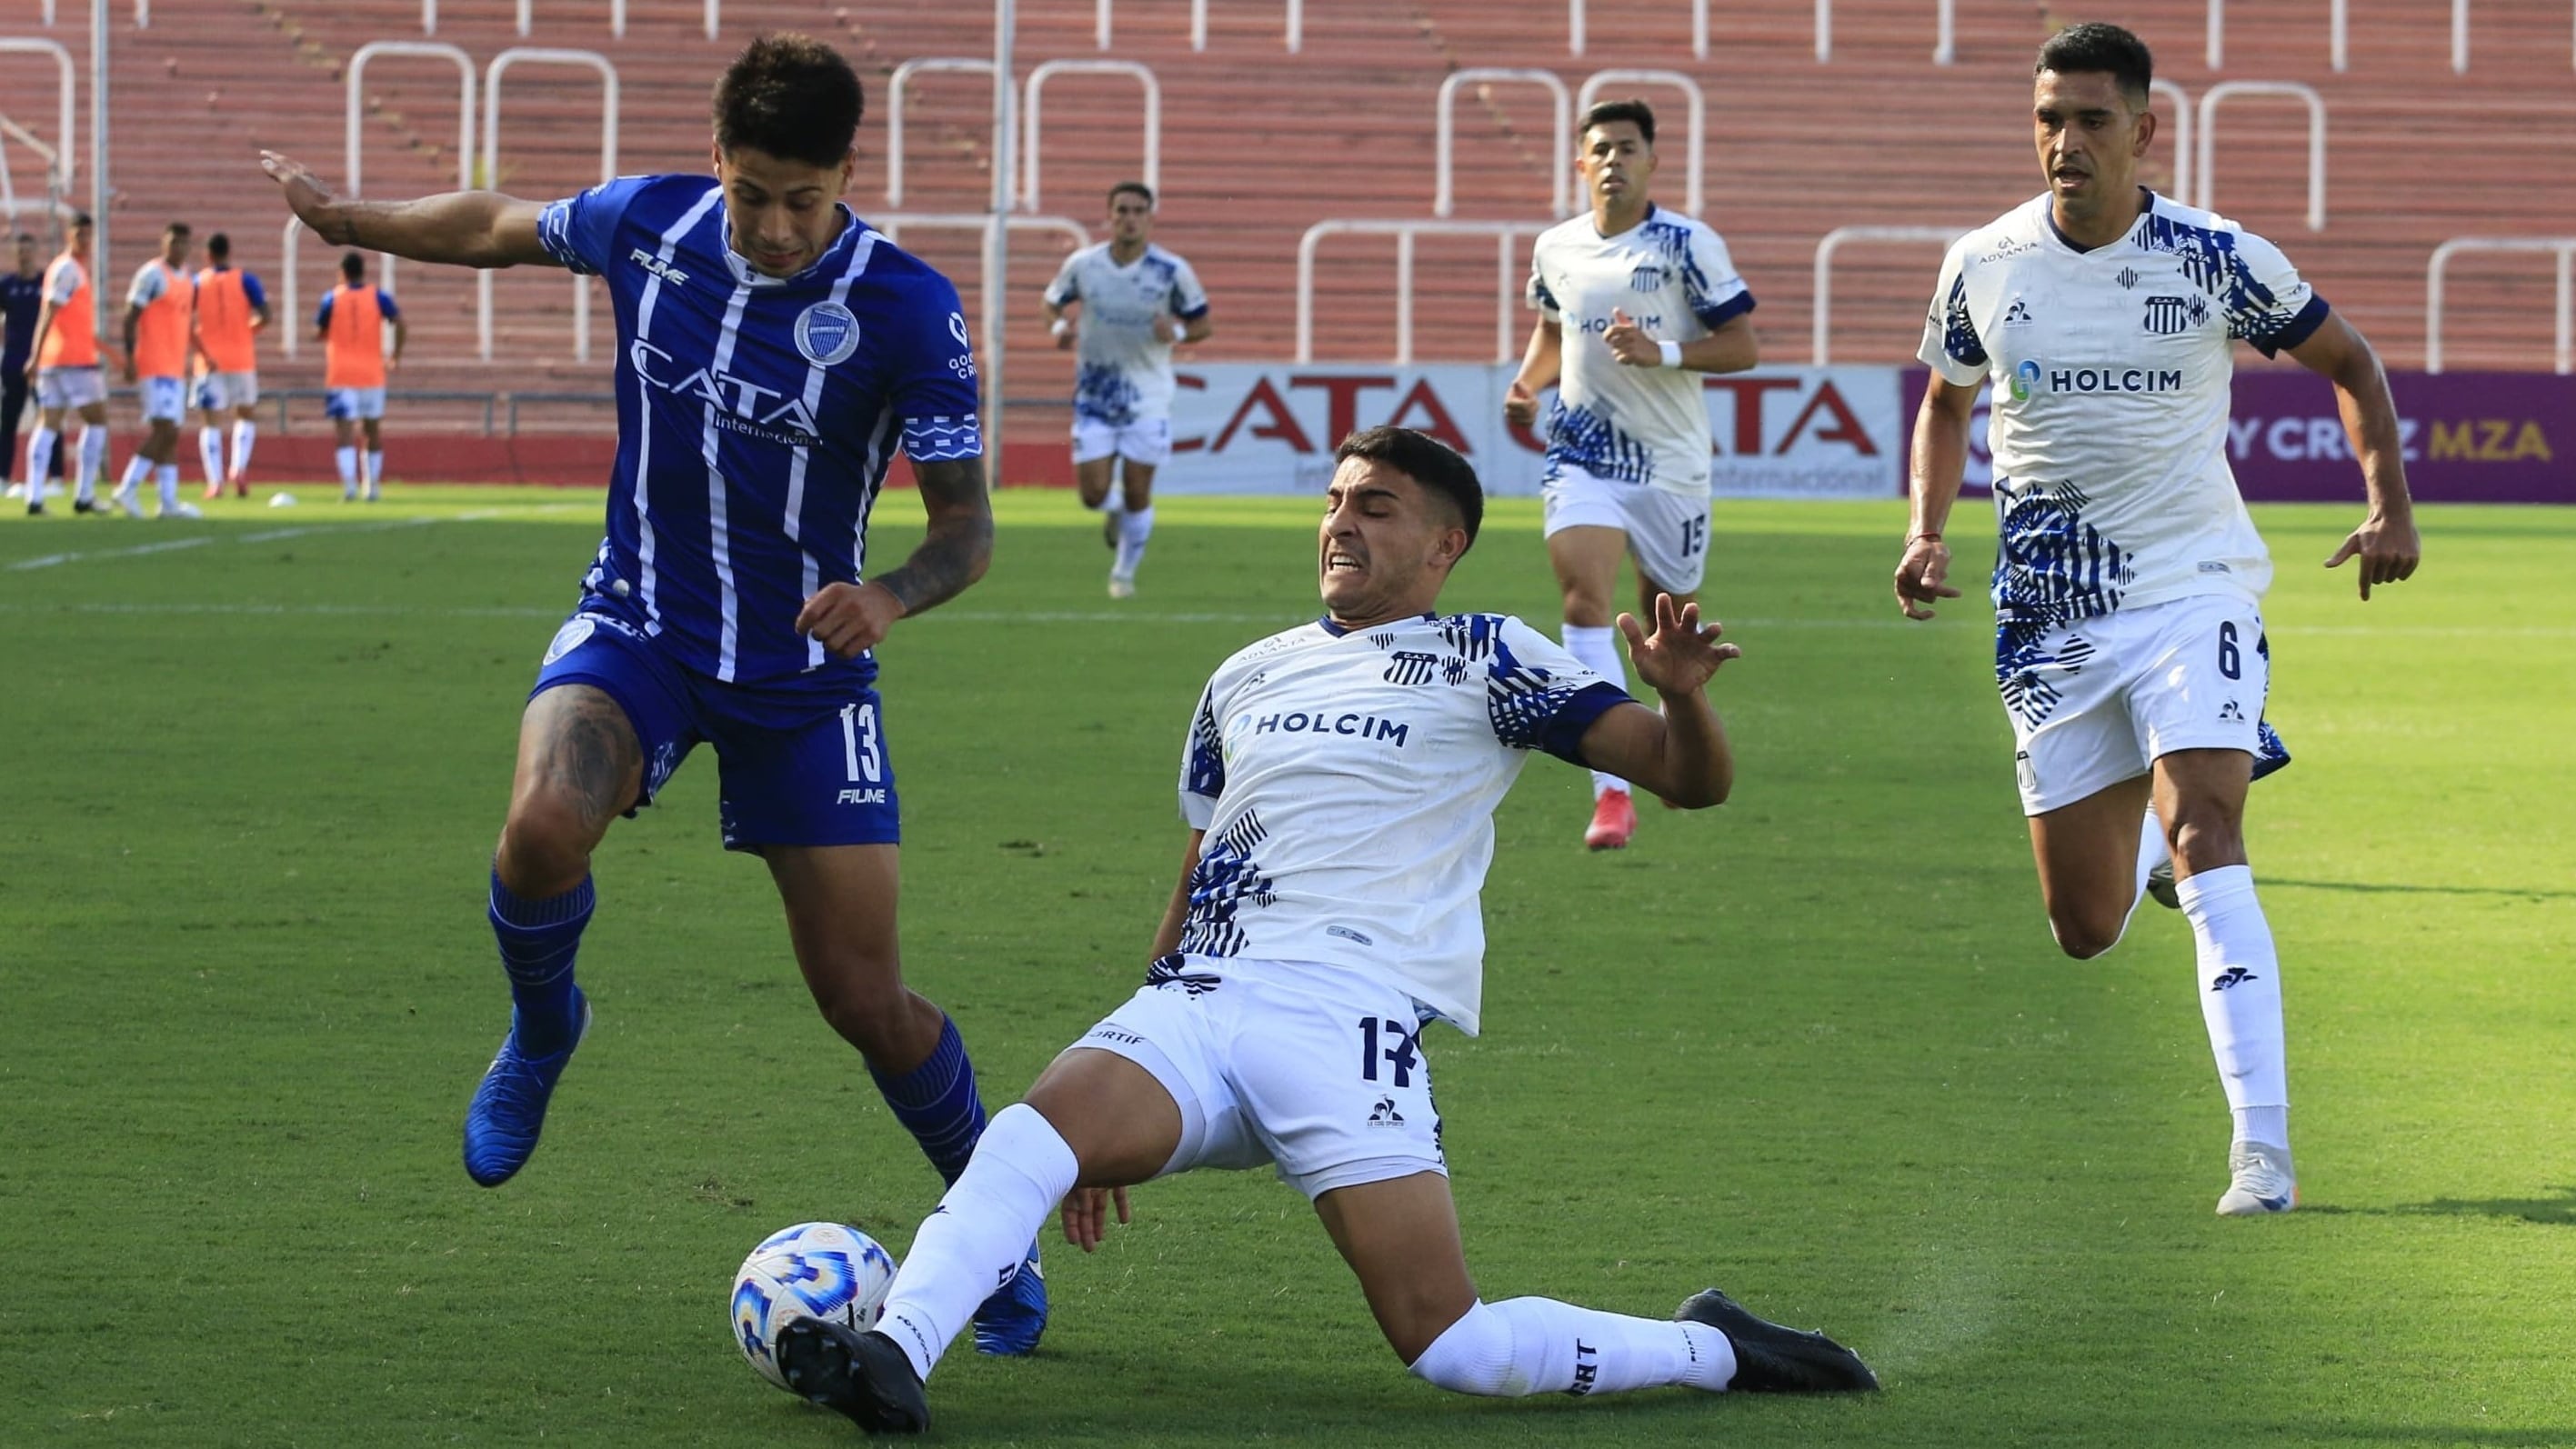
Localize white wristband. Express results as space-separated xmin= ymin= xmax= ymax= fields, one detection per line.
xmin=1167 ymin=319 xmax=1190 ymax=344
xmin=1049 ymin=316 xmax=1072 ymax=338
xmin=1657 ymin=339 xmax=1684 ymax=369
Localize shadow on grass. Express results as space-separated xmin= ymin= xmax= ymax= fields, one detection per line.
xmin=2274 ymin=1428 xmax=2576 ymax=1446
xmin=2266 ymin=877 xmax=2576 ymax=902
xmin=2340 ymin=1184 xmax=2576 ymax=1225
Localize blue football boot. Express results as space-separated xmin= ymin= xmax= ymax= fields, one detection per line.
xmin=461 ymin=988 xmax=590 ymax=1187
xmin=969 ymin=1238 xmax=1048 ymax=1355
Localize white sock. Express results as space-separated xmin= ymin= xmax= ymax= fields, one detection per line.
xmin=1561 ymin=624 xmax=1629 ymax=796
xmin=2175 ymin=864 xmax=2289 ymax=1151
xmin=197 ymin=426 xmax=224 ymax=485
xmin=230 ymin=420 xmax=256 ymax=479
xmin=1099 ymin=489 xmax=1127 ymax=518
xmin=1409 ymin=1296 xmax=1737 ymax=1397
xmin=875 ymin=1104 xmax=1077 ymax=1384
xmin=366 ymin=451 xmax=384 ymax=491
xmin=119 ymin=453 xmax=151 ymax=490
xmin=25 ymin=427 xmax=55 ymax=495
xmin=336 ymin=446 xmax=357 ymax=486
xmin=2116 ymin=807 xmax=2170 ymax=945
xmin=76 ymin=426 xmax=105 ymax=500
xmin=156 ymin=463 xmax=180 ymax=512
xmin=1112 ymin=505 xmax=1154 ymax=580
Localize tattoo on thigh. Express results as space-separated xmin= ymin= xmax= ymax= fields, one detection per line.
xmin=545 ymin=692 xmax=641 ymax=832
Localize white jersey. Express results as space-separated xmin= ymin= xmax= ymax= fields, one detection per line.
xmin=1527 ymin=205 xmax=1754 ymax=497
xmin=1044 ymin=242 xmax=1210 ymax=426
xmin=1175 ymin=612 xmax=1632 ymax=1035
xmin=126 ymin=260 xmax=172 ymax=308
xmin=1920 ymin=191 xmax=2330 ymax=629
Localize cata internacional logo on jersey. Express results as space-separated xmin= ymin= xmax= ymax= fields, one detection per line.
xmin=1159 ymin=365 xmax=1903 ymax=498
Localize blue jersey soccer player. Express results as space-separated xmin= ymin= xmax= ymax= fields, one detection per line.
xmin=770 ymin=429 xmax=1875 ymax=1434
xmin=263 ymin=35 xmax=1048 ymax=1352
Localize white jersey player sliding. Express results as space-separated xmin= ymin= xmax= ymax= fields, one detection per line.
xmin=1897 ymin=24 xmax=2421 ymax=1215
xmin=1508 ymin=98 xmax=1759 ymax=852
xmin=777 ymin=426 xmax=1876 ymax=1432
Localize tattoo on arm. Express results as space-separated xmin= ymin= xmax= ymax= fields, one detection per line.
xmin=873 ymin=455 xmax=995 ymax=615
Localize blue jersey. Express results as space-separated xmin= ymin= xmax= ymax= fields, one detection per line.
xmin=0 ymin=272 xmax=42 ymax=371
xmin=536 ymin=174 xmax=983 ymax=688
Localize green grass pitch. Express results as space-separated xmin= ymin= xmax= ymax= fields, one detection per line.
xmin=1 ymin=487 xmax=2570 ymax=1447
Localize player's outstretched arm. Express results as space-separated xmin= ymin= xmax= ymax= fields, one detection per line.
xmin=261 ymin=152 xmax=554 ymax=271
xmin=2289 ymin=314 xmax=2421 ymax=601
xmin=1578 ymin=595 xmax=1740 ymax=808
xmin=1895 ymin=375 xmax=1978 ymax=619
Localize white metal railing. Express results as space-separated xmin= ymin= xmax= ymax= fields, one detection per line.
xmin=347 ymin=41 xmax=477 ymax=352
xmin=1296 ymin=218 xmax=1552 ymax=365
xmin=513 ymin=0 xmax=630 ymax=37
xmin=1021 ymin=59 xmax=1158 ymax=212
xmin=1187 ymin=0 xmax=1300 ymax=52
xmin=0 ymin=115 xmax=66 ymax=228
xmin=2150 ymin=78 xmax=2196 ymax=208
xmin=887 ymin=56 xmax=997 ymax=208
xmin=478 ymin=48 xmax=618 ymax=363
xmin=419 ymin=0 xmax=684 ymax=38
xmin=1569 ymin=0 xmax=1708 ymax=58
xmin=870 ymin=211 xmax=1088 ymax=255
xmin=2197 ymin=80 xmax=2325 ymax=230
xmin=1574 ymin=69 xmax=1702 ymax=217
xmin=1434 ymin=69 xmax=1569 ymax=220
xmin=1814 ymin=0 xmax=1953 ymax=62
xmin=281 ymin=215 xmax=304 ymax=359
xmin=1810 ymin=225 xmax=1966 ymax=365
xmin=2426 ymin=236 xmax=2576 ymax=374
xmin=0 ymin=40 xmax=75 ymax=187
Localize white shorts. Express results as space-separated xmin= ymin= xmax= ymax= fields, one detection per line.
xmin=137 ymin=375 xmax=187 ymax=424
xmin=1074 ymin=954 xmax=1447 ymax=1202
xmin=1071 ymin=414 xmax=1171 ymax=468
xmin=2000 ymin=593 xmax=2271 ymax=815
xmin=1540 ymin=462 xmax=1711 ymax=595
xmin=35 ymin=366 xmax=105 ymax=411
xmin=195 ymin=371 xmax=259 ymax=412
xmin=326 ymin=386 xmax=386 ymax=422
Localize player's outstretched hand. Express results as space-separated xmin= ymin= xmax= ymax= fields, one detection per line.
xmin=1602 ymin=307 xmax=1660 ymax=367
xmin=1059 ymin=1185 xmax=1131 ymax=1253
xmin=1503 ymin=377 xmax=1540 ymax=427
xmin=260 ymin=152 xmax=352 ymax=244
xmin=795 ymin=580 xmax=907 ymax=659
xmin=1619 ymin=593 xmax=1740 ymax=696
xmin=2323 ymin=511 xmax=2421 ymax=601
xmin=1893 ymin=533 xmax=1960 ymax=620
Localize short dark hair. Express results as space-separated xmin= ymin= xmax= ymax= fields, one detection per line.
xmin=163 ymin=221 xmax=190 ymax=241
xmin=1579 ymin=98 xmax=1657 ymax=146
xmin=205 ymin=232 xmax=231 ymax=260
xmin=340 ymin=250 xmax=366 ymax=282
xmin=69 ymin=211 xmax=91 ymax=229
xmin=1108 ymin=180 xmax=1154 ymax=208
xmin=1335 ymin=426 xmax=1483 ymax=550
xmin=2037 ymin=22 xmax=2153 ymax=108
xmin=714 ymin=34 xmax=864 ymax=168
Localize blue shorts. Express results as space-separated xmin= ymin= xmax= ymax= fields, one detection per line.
xmin=529 ymin=609 xmax=898 ymax=853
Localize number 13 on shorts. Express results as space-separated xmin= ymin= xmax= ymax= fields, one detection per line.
xmin=838 ymin=702 xmax=883 ymax=784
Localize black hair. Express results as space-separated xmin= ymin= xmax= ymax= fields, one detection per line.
xmin=714 ymin=34 xmax=864 ymax=168
xmin=1335 ymin=426 xmax=1484 ymax=550
xmin=163 ymin=221 xmax=190 ymax=238
xmin=69 ymin=211 xmax=91 ymax=228
xmin=1108 ymin=180 xmax=1155 ymax=208
xmin=205 ymin=232 xmax=231 ymax=260
xmin=2036 ymin=22 xmax=2154 ymax=108
xmin=340 ymin=250 xmax=366 ymax=282
xmin=1579 ymin=98 xmax=1657 ymax=146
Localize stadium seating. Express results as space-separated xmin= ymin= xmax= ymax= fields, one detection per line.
xmin=3 ymin=0 xmax=2570 ymax=448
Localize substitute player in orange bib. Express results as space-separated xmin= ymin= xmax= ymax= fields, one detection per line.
xmin=115 ymin=221 xmax=201 ymax=520
xmin=23 ymin=213 xmax=114 ymax=515
xmin=192 ymin=232 xmax=270 ymax=498
xmin=316 ymin=250 xmax=402 ymax=502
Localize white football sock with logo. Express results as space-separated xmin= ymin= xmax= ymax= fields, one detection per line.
xmin=2176 ymin=864 xmax=2289 ymax=1150
xmin=25 ymin=427 xmax=55 ymax=495
xmin=366 ymin=451 xmax=385 ymax=494
xmin=198 ymin=426 xmax=225 ymax=485
xmin=2117 ymin=806 xmax=2170 ymax=946
xmin=1561 ymin=624 xmax=1629 ymax=797
xmin=156 ymin=463 xmax=181 ymax=513
xmin=336 ymin=446 xmax=358 ymax=491
xmin=75 ymin=425 xmax=105 ymax=501
xmin=875 ymin=1104 xmax=1076 ymax=1384
xmin=1112 ymin=505 xmax=1154 ymax=582
xmin=119 ymin=453 xmax=151 ymax=490
xmin=230 ymin=420 xmax=256 ymax=479
xmin=1409 ymin=1296 xmax=1737 ymax=1397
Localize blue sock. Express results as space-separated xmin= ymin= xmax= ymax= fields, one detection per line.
xmin=489 ymin=869 xmax=592 ymax=1055
xmin=869 ymin=1015 xmax=990 ymax=1185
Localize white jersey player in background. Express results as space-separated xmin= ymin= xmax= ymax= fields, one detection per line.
xmin=1507 ymin=99 xmax=1759 ymax=852
xmin=773 ymin=426 xmax=1876 ymax=1433
xmin=1043 ymin=182 xmax=1213 ymax=599
xmin=1897 ymin=23 xmax=2420 ymax=1214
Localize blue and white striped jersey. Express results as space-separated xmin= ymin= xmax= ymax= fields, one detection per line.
xmin=1921 ymin=191 xmax=2328 ymax=629
xmin=1175 ymin=612 xmax=1630 ymax=1035
xmin=537 ymin=175 xmax=983 ymax=686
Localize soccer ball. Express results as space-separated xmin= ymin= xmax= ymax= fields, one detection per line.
xmin=731 ymin=1221 xmax=898 ymax=1391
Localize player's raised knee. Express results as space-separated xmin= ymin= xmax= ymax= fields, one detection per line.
xmin=2048 ymin=907 xmax=2126 ymax=961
